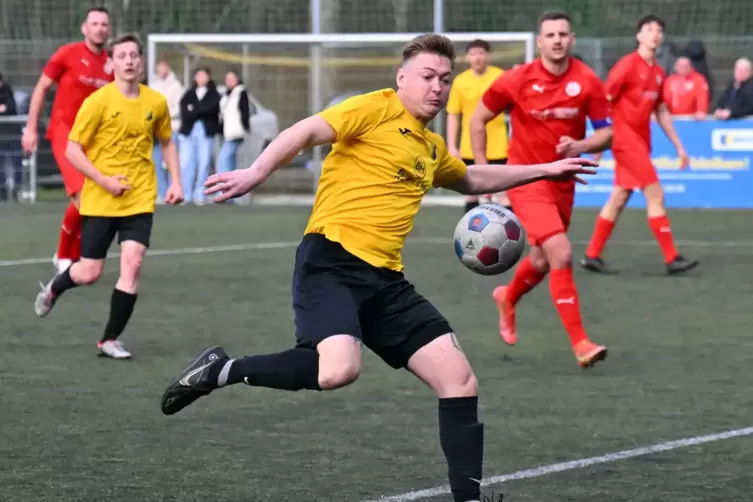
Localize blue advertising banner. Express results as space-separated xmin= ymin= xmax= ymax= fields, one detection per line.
xmin=576 ymin=119 xmax=753 ymax=208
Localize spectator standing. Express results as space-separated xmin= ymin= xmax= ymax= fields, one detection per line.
xmin=0 ymin=73 xmax=23 ymax=201
xmin=150 ymin=61 xmax=184 ymax=203
xmin=217 ymin=70 xmax=250 ymax=177
xmin=714 ymin=58 xmax=753 ymax=120
xmin=662 ymin=56 xmax=709 ymax=119
xmin=179 ymin=68 xmax=220 ymax=204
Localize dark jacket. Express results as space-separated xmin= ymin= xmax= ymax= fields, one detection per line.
xmin=179 ymin=81 xmax=221 ymax=137
xmin=683 ymin=41 xmax=714 ymax=102
xmin=0 ymin=79 xmax=21 ymax=137
xmin=714 ymin=78 xmax=753 ymax=119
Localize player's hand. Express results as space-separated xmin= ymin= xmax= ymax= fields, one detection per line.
xmin=204 ymin=168 xmax=262 ymax=202
xmin=102 ymin=175 xmax=131 ymax=197
xmin=543 ymin=157 xmax=598 ymax=185
xmin=556 ymin=136 xmax=583 ymax=158
xmin=677 ymin=148 xmax=690 ymax=170
xmin=591 ymin=152 xmax=603 ymax=162
xmin=164 ymin=182 xmax=184 ymax=205
xmin=21 ymin=128 xmax=38 ymax=154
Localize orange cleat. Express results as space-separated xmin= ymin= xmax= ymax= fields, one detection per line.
xmin=492 ymin=286 xmax=518 ymax=345
xmin=573 ymin=339 xmax=608 ymax=369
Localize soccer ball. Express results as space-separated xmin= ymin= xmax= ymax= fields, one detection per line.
xmin=453 ymin=203 xmax=526 ymax=276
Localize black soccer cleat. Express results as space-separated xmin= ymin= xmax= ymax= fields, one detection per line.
xmin=161 ymin=345 xmax=229 ymax=416
xmin=579 ymin=255 xmax=614 ymax=274
xmin=666 ymin=255 xmax=699 ymax=276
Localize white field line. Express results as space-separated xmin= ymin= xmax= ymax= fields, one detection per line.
xmin=363 ymin=426 xmax=753 ymax=502
xmin=2 ymin=236 xmax=753 ymax=268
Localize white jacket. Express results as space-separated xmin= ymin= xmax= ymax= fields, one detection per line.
xmin=150 ymin=72 xmax=184 ymax=132
xmin=220 ymin=84 xmax=249 ymax=141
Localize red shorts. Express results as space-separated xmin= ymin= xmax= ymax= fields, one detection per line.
xmin=50 ymin=127 xmax=85 ymax=196
xmin=613 ymin=150 xmax=659 ymax=190
xmin=508 ymin=182 xmax=574 ymax=246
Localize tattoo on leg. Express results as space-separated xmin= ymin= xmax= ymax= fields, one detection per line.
xmin=450 ymin=333 xmax=464 ymax=353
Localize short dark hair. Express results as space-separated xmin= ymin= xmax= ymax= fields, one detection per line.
xmin=402 ymin=34 xmax=456 ymax=67
xmin=107 ymin=33 xmax=143 ymax=58
xmin=466 ymin=39 xmax=490 ymax=53
xmin=538 ymin=10 xmax=571 ymax=30
xmin=636 ymin=14 xmax=665 ymax=33
xmin=84 ymin=7 xmax=109 ymax=20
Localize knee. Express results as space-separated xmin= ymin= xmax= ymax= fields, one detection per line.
xmin=75 ymin=260 xmax=103 ymax=284
xmin=529 ymin=252 xmax=550 ymax=273
xmin=318 ymin=360 xmax=360 ymax=390
xmin=436 ymin=367 xmax=479 ymax=398
xmin=543 ymin=236 xmax=572 ymax=269
xmin=609 ymin=188 xmax=631 ymax=210
xmin=118 ymin=246 xmax=145 ymax=288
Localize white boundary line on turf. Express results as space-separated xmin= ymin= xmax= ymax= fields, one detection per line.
xmin=2 ymin=236 xmax=753 ymax=268
xmin=363 ymin=426 xmax=753 ymax=502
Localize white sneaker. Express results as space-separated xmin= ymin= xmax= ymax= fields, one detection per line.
xmin=52 ymin=254 xmax=72 ymax=274
xmin=97 ymin=340 xmax=132 ymax=359
xmin=34 ymin=280 xmax=57 ymax=317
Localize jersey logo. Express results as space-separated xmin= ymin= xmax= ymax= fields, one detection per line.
xmin=81 ymin=58 xmax=89 ymax=67
xmin=414 ymin=157 xmax=426 ymax=178
xmin=656 ymin=75 xmax=663 ymax=85
xmin=430 ymin=144 xmax=437 ymax=160
xmin=565 ymin=82 xmax=581 ymax=97
xmin=146 ymin=110 xmax=153 ymax=121
xmin=111 ymin=112 xmax=121 ymax=119
xmin=399 ymin=128 xmax=411 ymax=135
xmin=532 ymin=84 xmax=545 ymax=93
xmin=104 ymin=59 xmax=113 ymax=75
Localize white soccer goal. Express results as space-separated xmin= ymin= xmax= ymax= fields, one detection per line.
xmin=147 ymin=32 xmax=535 ymax=205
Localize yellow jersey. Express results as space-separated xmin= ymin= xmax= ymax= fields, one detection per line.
xmin=68 ymin=82 xmax=172 ymax=217
xmin=308 ymin=89 xmax=468 ymax=271
xmin=447 ymin=66 xmax=509 ymax=160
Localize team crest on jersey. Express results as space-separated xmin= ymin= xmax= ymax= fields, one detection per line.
xmin=565 ymin=81 xmax=581 ymax=97
xmin=414 ymin=157 xmax=426 ymax=178
xmin=104 ymin=58 xmax=113 ymax=75
xmin=430 ymin=144 xmax=437 ymax=160
xmin=656 ymin=75 xmax=663 ymax=85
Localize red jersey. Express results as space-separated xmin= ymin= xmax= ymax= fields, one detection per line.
xmin=43 ymin=41 xmax=113 ymax=138
xmin=662 ymin=71 xmax=709 ymax=116
xmin=605 ymin=51 xmax=664 ymax=152
xmin=482 ymin=58 xmax=610 ymax=171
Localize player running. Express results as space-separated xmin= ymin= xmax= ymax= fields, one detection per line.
xmin=470 ymin=10 xmax=612 ymax=368
xmin=34 ymin=34 xmax=184 ymax=359
xmin=22 ymin=7 xmax=114 ymax=274
xmin=446 ymin=39 xmax=511 ymax=213
xmin=159 ymin=34 xmax=596 ymax=502
xmin=580 ymin=15 xmax=699 ymax=275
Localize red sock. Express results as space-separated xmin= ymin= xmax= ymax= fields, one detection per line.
xmin=57 ymin=202 xmax=83 ymax=260
xmin=585 ymin=216 xmax=615 ymax=259
xmin=549 ymin=267 xmax=588 ymax=347
xmin=506 ymin=256 xmax=546 ymax=305
xmin=648 ymin=215 xmax=679 ymax=263
xmin=71 ymin=235 xmax=81 ymax=262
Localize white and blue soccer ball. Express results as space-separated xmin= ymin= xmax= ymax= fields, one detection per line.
xmin=453 ymin=203 xmax=526 ymax=276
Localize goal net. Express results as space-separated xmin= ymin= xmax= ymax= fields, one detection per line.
xmin=147 ymin=32 xmax=535 ymax=203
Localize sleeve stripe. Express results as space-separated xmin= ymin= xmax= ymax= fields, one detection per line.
xmin=591 ymin=118 xmax=611 ymax=130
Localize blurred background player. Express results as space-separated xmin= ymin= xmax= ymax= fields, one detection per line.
xmin=471 ymin=10 xmax=612 ymax=369
xmin=446 ymin=39 xmax=511 ymax=213
xmin=21 ymin=7 xmax=113 ymax=274
xmin=580 ymin=15 xmax=699 ymax=275
xmin=34 ymin=34 xmax=183 ymax=359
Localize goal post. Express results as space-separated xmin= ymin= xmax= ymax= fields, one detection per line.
xmin=147 ymin=32 xmax=535 ymax=204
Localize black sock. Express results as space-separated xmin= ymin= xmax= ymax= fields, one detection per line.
xmin=464 ymin=200 xmax=479 ymax=213
xmin=101 ymin=289 xmax=138 ymax=343
xmin=209 ymin=347 xmax=321 ymax=391
xmin=51 ymin=268 xmax=78 ymax=296
xmin=439 ymin=396 xmax=484 ymax=502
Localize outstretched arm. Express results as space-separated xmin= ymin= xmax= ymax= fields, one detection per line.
xmin=445 ymin=158 xmax=598 ymax=195
xmin=205 ymin=115 xmax=335 ymax=201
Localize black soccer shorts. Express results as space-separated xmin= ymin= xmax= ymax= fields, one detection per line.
xmin=292 ymin=233 xmax=453 ymax=369
xmin=80 ymin=213 xmax=154 ymax=260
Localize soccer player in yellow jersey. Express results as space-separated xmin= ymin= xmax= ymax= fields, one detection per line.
xmin=447 ymin=39 xmax=511 ymax=213
xmin=34 ymin=34 xmax=183 ymax=360
xmin=161 ymin=34 xmax=595 ymax=501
